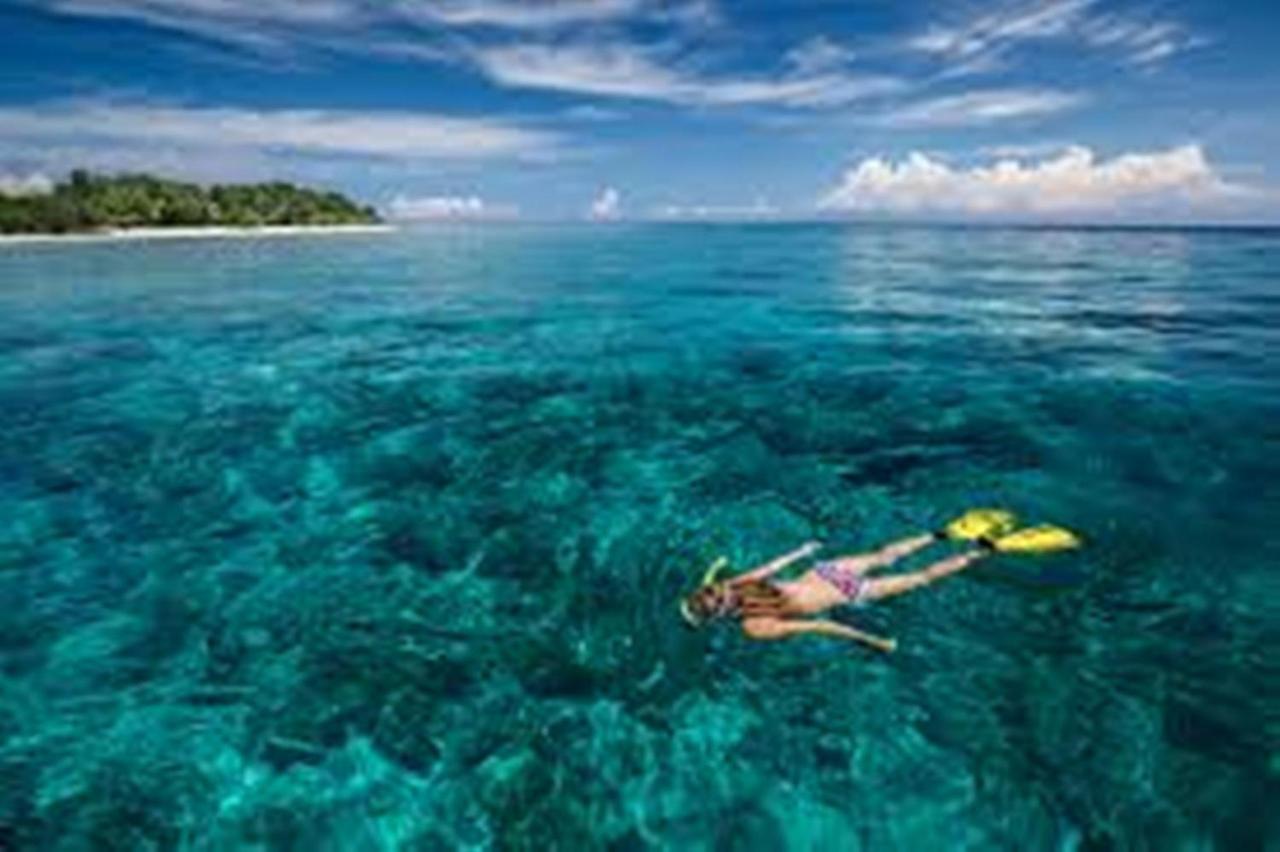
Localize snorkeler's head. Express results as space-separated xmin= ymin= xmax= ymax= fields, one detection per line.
xmin=679 ymin=582 xmax=737 ymax=628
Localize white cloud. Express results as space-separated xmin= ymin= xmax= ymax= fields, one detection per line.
xmin=406 ymin=0 xmax=643 ymax=29
xmin=397 ymin=0 xmax=720 ymax=30
xmin=561 ymin=104 xmax=627 ymax=122
xmin=472 ymin=42 xmax=903 ymax=108
xmin=652 ymin=198 xmax=778 ymax=220
xmin=476 ymin=44 xmax=679 ymax=101
xmin=38 ymin=0 xmax=364 ymax=48
xmin=0 ymin=172 xmax=55 ymax=197
xmin=385 ymin=194 xmax=519 ymax=221
xmin=49 ymin=0 xmax=357 ymax=26
xmin=979 ymin=141 xmax=1069 ymax=159
xmin=819 ymin=144 xmax=1252 ymax=220
xmin=910 ymin=0 xmax=1089 ymax=55
xmin=1079 ymin=17 xmax=1202 ymax=67
xmin=908 ymin=0 xmax=1200 ymax=74
xmin=698 ymin=72 xmax=903 ymax=108
xmin=0 ymin=100 xmax=558 ymax=161
xmin=32 ymin=0 xmax=714 ymax=49
xmin=785 ymin=36 xmax=855 ymax=75
xmin=871 ymin=89 xmax=1084 ymax=128
xmin=589 ymin=186 xmax=621 ymax=220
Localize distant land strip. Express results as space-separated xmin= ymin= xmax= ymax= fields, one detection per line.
xmin=0 ymin=170 xmax=381 ymax=235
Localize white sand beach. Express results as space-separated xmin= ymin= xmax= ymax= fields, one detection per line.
xmin=0 ymin=224 xmax=397 ymax=246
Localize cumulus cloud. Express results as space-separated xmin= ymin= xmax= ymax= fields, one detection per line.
xmin=818 ymin=145 xmax=1252 ymax=220
xmin=589 ymin=186 xmax=622 ymax=220
xmin=871 ymin=89 xmax=1084 ymax=128
xmin=0 ymin=100 xmax=557 ymax=161
xmin=472 ymin=42 xmax=903 ymax=108
xmin=386 ymin=194 xmax=519 ymax=221
xmin=0 ymin=172 xmax=55 ymax=197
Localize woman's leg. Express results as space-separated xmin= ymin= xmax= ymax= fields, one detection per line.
xmin=862 ymin=548 xmax=987 ymax=600
xmin=828 ymin=532 xmax=937 ymax=575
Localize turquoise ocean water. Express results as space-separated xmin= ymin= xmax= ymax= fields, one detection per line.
xmin=0 ymin=225 xmax=1276 ymax=849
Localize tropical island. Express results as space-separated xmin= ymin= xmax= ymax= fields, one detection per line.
xmin=0 ymin=170 xmax=382 ymax=235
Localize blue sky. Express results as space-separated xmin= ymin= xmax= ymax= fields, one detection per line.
xmin=1 ymin=0 xmax=1278 ymax=222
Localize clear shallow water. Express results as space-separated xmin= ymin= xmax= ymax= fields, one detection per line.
xmin=0 ymin=225 xmax=1276 ymax=850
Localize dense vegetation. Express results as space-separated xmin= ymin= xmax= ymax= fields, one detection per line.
xmin=0 ymin=170 xmax=380 ymax=234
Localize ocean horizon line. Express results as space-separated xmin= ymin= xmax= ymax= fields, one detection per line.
xmin=386 ymin=217 xmax=1280 ymax=231
xmin=5 ymin=220 xmax=1278 ymax=249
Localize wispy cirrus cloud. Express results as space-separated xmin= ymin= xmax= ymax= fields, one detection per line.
xmin=784 ymin=36 xmax=856 ymax=76
xmin=24 ymin=0 xmax=1177 ymax=128
xmin=43 ymin=0 xmax=361 ymax=27
xmin=472 ymin=42 xmax=904 ymax=108
xmin=1079 ymin=16 xmax=1199 ymax=66
xmin=870 ymin=88 xmax=1085 ymax=128
xmin=29 ymin=0 xmax=364 ymax=49
xmin=651 ymin=198 xmax=779 ymax=220
xmin=978 ymin=141 xmax=1071 ymax=159
xmin=413 ymin=0 xmax=641 ymax=29
xmin=406 ymin=0 xmax=715 ymax=30
xmin=819 ymin=144 xmax=1252 ymax=219
xmin=27 ymin=0 xmax=712 ymax=48
xmin=29 ymin=0 xmax=900 ymax=113
xmin=908 ymin=0 xmax=1201 ymax=76
xmin=0 ymin=99 xmax=558 ymax=161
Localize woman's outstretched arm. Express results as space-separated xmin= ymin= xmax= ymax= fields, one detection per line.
xmin=741 ymin=616 xmax=898 ymax=653
xmin=728 ymin=541 xmax=822 ymax=586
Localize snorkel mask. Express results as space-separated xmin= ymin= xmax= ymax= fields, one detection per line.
xmin=678 ymin=556 xmax=731 ymax=627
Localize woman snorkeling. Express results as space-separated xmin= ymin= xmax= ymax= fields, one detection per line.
xmin=679 ymin=509 xmax=1079 ymax=653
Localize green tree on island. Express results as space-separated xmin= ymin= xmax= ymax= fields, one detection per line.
xmin=0 ymin=170 xmax=380 ymax=234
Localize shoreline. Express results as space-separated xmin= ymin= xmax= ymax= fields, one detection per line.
xmin=0 ymin=224 xmax=397 ymax=245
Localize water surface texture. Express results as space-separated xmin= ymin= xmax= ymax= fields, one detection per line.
xmin=1 ymin=225 xmax=1276 ymax=849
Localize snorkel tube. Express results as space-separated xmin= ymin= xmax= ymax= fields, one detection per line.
xmin=700 ymin=556 xmax=728 ymax=587
xmin=679 ymin=556 xmax=729 ymax=627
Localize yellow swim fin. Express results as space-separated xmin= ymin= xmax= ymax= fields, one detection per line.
xmin=989 ymin=524 xmax=1081 ymax=554
xmin=943 ymin=509 xmax=1018 ymax=542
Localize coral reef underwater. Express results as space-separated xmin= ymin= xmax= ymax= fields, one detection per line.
xmin=0 ymin=225 xmax=1276 ymax=849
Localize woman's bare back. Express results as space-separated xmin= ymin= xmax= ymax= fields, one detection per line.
xmin=772 ymin=572 xmax=850 ymax=615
